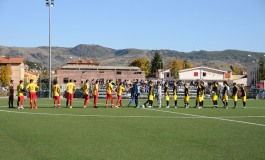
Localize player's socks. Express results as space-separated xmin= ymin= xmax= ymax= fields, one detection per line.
xmin=175 ymin=101 xmax=177 ymax=107
xmin=30 ymin=102 xmax=33 ymax=109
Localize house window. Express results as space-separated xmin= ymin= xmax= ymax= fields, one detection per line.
xmin=99 ymin=71 xmax=104 ymax=73
xmin=203 ymin=72 xmax=206 ymax=76
xmin=167 ymin=73 xmax=170 ymax=77
xmin=116 ymin=71 xmax=121 ymax=75
xmin=63 ymin=78 xmax=69 ymax=83
xmin=194 ymin=72 xmax=198 ymax=77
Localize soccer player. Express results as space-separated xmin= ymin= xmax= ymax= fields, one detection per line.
xmin=8 ymin=80 xmax=14 ymax=108
xmin=127 ymin=80 xmax=140 ymax=108
xmin=211 ymin=82 xmax=218 ymax=108
xmin=52 ymin=80 xmax=60 ymax=108
xmin=17 ymin=80 xmax=24 ymax=109
xmin=93 ymin=80 xmax=99 ymax=108
xmin=26 ymin=79 xmax=39 ymax=109
xmin=82 ymin=80 xmax=90 ymax=108
xmin=143 ymin=81 xmax=153 ymax=108
xmin=147 ymin=81 xmax=154 ymax=108
xmin=193 ymin=81 xmax=201 ymax=108
xmin=222 ymin=81 xmax=229 ymax=109
xmin=115 ymin=82 xmax=125 ymax=108
xmin=164 ymin=82 xmax=170 ymax=108
xmin=198 ymin=82 xmax=205 ymax=109
xmin=240 ymin=84 xmax=247 ymax=108
xmin=173 ymin=81 xmax=178 ymax=108
xmin=157 ymin=81 xmax=162 ymax=108
xmin=106 ymin=79 xmax=115 ymax=108
xmin=184 ymin=83 xmax=190 ymax=108
xmin=232 ymin=83 xmax=238 ymax=109
xmin=66 ymin=79 xmax=76 ymax=109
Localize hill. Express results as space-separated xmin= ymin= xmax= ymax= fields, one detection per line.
xmin=0 ymin=44 xmax=264 ymax=69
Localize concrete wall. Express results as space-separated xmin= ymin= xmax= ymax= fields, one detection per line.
xmin=57 ymin=69 xmax=146 ymax=88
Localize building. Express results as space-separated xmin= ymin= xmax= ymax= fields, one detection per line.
xmin=155 ymin=68 xmax=173 ymax=80
xmin=0 ymin=57 xmax=24 ymax=87
xmin=57 ymin=59 xmax=146 ymax=88
xmin=24 ymin=72 xmax=39 ymax=85
xmin=179 ymin=66 xmax=227 ymax=83
xmin=247 ymin=64 xmax=259 ymax=86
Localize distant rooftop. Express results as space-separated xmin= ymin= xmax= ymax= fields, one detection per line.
xmin=0 ymin=57 xmax=24 ymax=64
xmin=67 ymin=59 xmax=100 ymax=66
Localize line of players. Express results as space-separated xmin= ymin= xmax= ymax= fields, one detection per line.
xmin=7 ymin=78 xmax=247 ymax=109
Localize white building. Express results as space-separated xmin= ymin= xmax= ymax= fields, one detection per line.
xmin=179 ymin=66 xmax=228 ymax=83
xmin=155 ymin=68 xmax=173 ymax=80
xmin=246 ymin=64 xmax=259 ymax=86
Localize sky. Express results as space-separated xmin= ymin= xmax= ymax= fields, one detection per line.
xmin=0 ymin=0 xmax=264 ymax=52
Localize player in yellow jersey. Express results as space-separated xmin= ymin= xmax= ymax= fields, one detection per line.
xmin=106 ymin=79 xmax=115 ymax=108
xmin=66 ymin=79 xmax=76 ymax=109
xmin=8 ymin=80 xmax=14 ymax=108
xmin=93 ymin=80 xmax=99 ymax=108
xmin=82 ymin=80 xmax=90 ymax=108
xmin=26 ymin=79 xmax=39 ymax=109
xmin=52 ymin=80 xmax=60 ymax=108
xmin=17 ymin=80 xmax=25 ymax=109
xmin=115 ymin=82 xmax=126 ymax=108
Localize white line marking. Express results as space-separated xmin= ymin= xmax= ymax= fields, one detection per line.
xmin=145 ymin=108 xmax=265 ymax=127
xmin=0 ymin=109 xmax=265 ymax=120
xmin=0 ymin=109 xmax=198 ymax=119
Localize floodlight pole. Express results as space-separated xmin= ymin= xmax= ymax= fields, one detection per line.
xmin=46 ymin=0 xmax=54 ymax=99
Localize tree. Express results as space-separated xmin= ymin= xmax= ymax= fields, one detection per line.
xmin=0 ymin=65 xmax=12 ymax=86
xmin=167 ymin=59 xmax=193 ymax=78
xmin=150 ymin=51 xmax=163 ymax=74
xmin=129 ymin=57 xmax=151 ymax=75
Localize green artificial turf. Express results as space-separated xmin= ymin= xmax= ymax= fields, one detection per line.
xmin=0 ymin=97 xmax=265 ymax=160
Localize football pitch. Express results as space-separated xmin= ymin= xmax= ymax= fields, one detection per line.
xmin=0 ymin=98 xmax=265 ymax=160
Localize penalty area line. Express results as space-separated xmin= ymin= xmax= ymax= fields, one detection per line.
xmin=145 ymin=108 xmax=265 ymax=127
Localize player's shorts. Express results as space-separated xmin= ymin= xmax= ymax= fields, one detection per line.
xmin=165 ymin=95 xmax=169 ymax=101
xmin=53 ymin=96 xmax=60 ymax=101
xmin=106 ymin=94 xmax=114 ymax=99
xmin=184 ymin=95 xmax=190 ymax=102
xmin=199 ymin=95 xmax=204 ymax=102
xmin=19 ymin=96 xmax=24 ymax=101
xmin=83 ymin=94 xmax=90 ymax=100
xmin=29 ymin=92 xmax=37 ymax=100
xmin=67 ymin=93 xmax=74 ymax=100
xmin=222 ymin=95 xmax=228 ymax=102
xmin=149 ymin=95 xmax=154 ymax=101
xmin=232 ymin=95 xmax=238 ymax=101
xmin=242 ymin=96 xmax=246 ymax=102
xmin=212 ymin=93 xmax=218 ymax=101
xmin=173 ymin=95 xmax=177 ymax=101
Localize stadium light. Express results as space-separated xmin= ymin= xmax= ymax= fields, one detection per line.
xmin=45 ymin=0 xmax=54 ymax=99
xmin=248 ymin=54 xmax=260 ymax=85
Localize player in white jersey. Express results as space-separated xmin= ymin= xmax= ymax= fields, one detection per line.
xmin=157 ymin=81 xmax=162 ymax=108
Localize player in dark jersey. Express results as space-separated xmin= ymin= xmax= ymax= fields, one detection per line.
xmin=232 ymin=83 xmax=238 ymax=109
xmin=193 ymin=81 xmax=201 ymax=108
xmin=173 ymin=81 xmax=178 ymax=108
xmin=211 ymin=82 xmax=219 ymax=108
xmin=198 ymin=82 xmax=205 ymax=109
xmin=184 ymin=84 xmax=190 ymax=108
xmin=164 ymin=82 xmax=170 ymax=108
xmin=240 ymin=84 xmax=247 ymax=108
xmin=222 ymin=81 xmax=229 ymax=109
